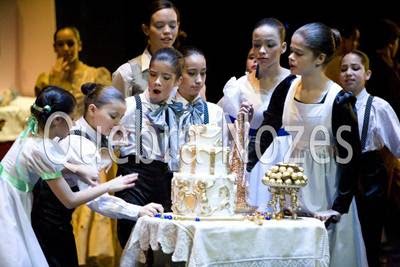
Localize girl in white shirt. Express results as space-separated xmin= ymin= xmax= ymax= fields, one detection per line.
xmin=168 ymin=46 xmax=227 ymax=172
xmin=116 ymin=47 xmax=183 ymax=246
xmin=340 ymin=50 xmax=400 ymax=267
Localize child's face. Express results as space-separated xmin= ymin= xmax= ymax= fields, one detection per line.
xmin=246 ymin=49 xmax=257 ymax=73
xmin=179 ymin=54 xmax=206 ymax=101
xmin=252 ymin=24 xmax=285 ymax=71
xmin=91 ymin=101 xmax=127 ymax=136
xmin=288 ymin=33 xmax=321 ymax=76
xmin=148 ymin=60 xmax=179 ymax=104
xmin=340 ymin=53 xmax=370 ymax=95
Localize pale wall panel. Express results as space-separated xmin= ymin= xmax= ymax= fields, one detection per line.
xmin=0 ymin=0 xmax=55 ymax=96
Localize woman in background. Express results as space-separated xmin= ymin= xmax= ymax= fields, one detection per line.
xmin=35 ymin=26 xmax=111 ymax=115
xmin=112 ymin=0 xmax=182 ymax=97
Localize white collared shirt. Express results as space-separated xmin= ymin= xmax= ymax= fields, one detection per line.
xmin=119 ymin=91 xmax=169 ymax=162
xmin=58 ymin=117 xmax=140 ymax=220
xmin=173 ymin=91 xmax=228 ymax=146
xmin=356 ymin=88 xmax=400 ymax=156
xmin=112 ymin=49 xmax=151 ymax=97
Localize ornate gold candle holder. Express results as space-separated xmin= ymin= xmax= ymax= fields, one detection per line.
xmin=264 ymin=183 xmax=304 ymax=219
xmin=262 ymin=163 xmax=308 ymax=219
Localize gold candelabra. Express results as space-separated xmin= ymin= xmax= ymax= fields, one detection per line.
xmin=232 ymin=113 xmax=255 ymax=214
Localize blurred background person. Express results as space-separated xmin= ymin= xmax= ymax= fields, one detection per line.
xmin=112 ymin=0 xmax=182 ymax=97
xmin=325 ymin=24 xmax=360 ymax=84
xmin=34 ymin=26 xmax=111 ymax=115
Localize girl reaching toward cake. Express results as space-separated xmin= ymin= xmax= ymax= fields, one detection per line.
xmin=0 ymin=86 xmax=136 ymax=267
xmin=31 ymin=83 xmax=163 ymax=267
xmin=116 ymin=47 xmax=183 ymax=247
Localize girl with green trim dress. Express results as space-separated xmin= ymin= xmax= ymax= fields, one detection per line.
xmin=0 ymin=86 xmax=136 ymax=267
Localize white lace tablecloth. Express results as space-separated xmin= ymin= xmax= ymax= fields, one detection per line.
xmin=0 ymin=96 xmax=35 ymax=141
xmin=120 ymin=215 xmax=329 ymax=267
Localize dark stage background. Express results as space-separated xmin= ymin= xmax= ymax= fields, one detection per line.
xmin=55 ymin=0 xmax=398 ymax=103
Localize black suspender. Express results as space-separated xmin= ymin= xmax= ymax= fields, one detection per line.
xmin=203 ymin=103 xmax=209 ymax=124
xmin=70 ymin=129 xmax=108 ymax=148
xmin=360 ymin=95 xmax=374 ymax=150
xmin=134 ymin=95 xmax=143 ymax=156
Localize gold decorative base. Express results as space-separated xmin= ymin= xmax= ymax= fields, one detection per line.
xmin=235 ymin=202 xmax=256 ymax=214
xmin=267 ymin=185 xmax=301 ymax=220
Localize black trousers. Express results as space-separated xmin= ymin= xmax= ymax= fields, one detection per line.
xmin=116 ymin=156 xmax=172 ymax=247
xmin=356 ymin=194 xmax=386 ymax=267
xmin=31 ymin=180 xmax=79 ymax=267
xmin=356 ymin=150 xmax=388 ymax=267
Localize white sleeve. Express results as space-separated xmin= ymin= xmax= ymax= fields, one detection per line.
xmin=222 ymin=77 xmax=241 ymax=122
xmin=112 ymin=63 xmax=132 ymax=98
xmin=59 ymin=135 xmax=98 ymax=165
xmin=28 ymin=141 xmax=64 ymax=180
xmin=375 ymin=99 xmax=400 ymax=157
xmin=78 ymin=180 xmax=140 ymax=220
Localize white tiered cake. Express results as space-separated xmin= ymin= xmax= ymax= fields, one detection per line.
xmin=171 ymin=124 xmax=236 ymax=216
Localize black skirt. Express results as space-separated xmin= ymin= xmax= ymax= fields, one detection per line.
xmin=31 ymin=179 xmax=79 ymax=267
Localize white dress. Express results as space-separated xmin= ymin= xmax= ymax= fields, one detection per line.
xmin=222 ymin=74 xmax=271 ymax=129
xmin=282 ymin=77 xmax=368 ymax=267
xmin=0 ymin=137 xmax=65 ymax=267
xmin=222 ymin=74 xmax=294 ymax=210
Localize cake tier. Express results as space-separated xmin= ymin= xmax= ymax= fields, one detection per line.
xmin=171 ymin=173 xmax=236 ymax=217
xmin=188 ymin=124 xmax=222 ymax=146
xmin=180 ymin=145 xmax=230 ymax=176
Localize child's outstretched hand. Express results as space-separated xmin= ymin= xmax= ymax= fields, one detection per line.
xmin=139 ymin=203 xmax=164 ymax=217
xmin=107 ymin=173 xmax=138 ymax=193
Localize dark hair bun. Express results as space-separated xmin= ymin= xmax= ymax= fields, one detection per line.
xmin=81 ymin=82 xmax=98 ymax=95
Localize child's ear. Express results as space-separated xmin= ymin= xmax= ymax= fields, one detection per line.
xmin=365 ymin=69 xmax=372 ymax=81
xmin=77 ymin=40 xmax=82 ymax=52
xmin=87 ymin=104 xmax=97 ymax=116
xmin=175 ymin=76 xmax=183 ymax=88
xmin=281 ymin=42 xmax=287 ymax=54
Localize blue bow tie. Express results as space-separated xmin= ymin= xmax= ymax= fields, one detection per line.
xmin=146 ymin=103 xmax=169 ymax=130
xmin=167 ymin=98 xmax=206 ymax=171
xmin=181 ymin=98 xmax=206 ymax=126
xmin=168 ymin=100 xmax=184 ymax=115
